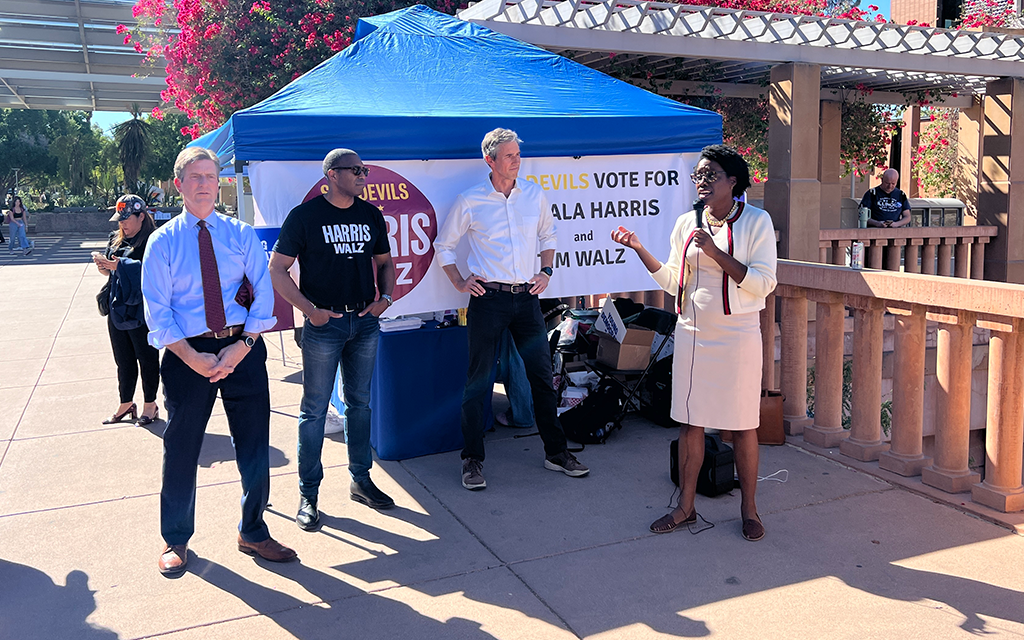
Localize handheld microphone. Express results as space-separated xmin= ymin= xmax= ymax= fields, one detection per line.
xmin=693 ymin=199 xmax=705 ymax=229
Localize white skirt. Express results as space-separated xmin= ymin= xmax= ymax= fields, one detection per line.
xmin=670 ymin=233 xmax=763 ymax=430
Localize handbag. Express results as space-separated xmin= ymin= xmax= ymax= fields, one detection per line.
xmin=757 ymin=389 xmax=786 ymax=446
xmin=719 ymin=389 xmax=786 ymax=446
xmin=96 ymin=280 xmax=111 ymax=317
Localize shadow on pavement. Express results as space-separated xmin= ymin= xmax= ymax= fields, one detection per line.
xmin=139 ymin=420 xmax=290 ymax=469
xmin=193 ymin=558 xmax=496 ymax=639
xmin=0 ymin=560 xmax=117 ymax=639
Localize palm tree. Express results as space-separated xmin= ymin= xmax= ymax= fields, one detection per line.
xmin=114 ymin=104 xmax=151 ymax=193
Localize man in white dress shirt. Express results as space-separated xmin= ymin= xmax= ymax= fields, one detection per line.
xmin=434 ymin=128 xmax=589 ymax=490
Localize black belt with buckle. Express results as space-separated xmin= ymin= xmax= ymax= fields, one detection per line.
xmin=193 ymin=325 xmax=244 ymax=339
xmin=483 ymin=282 xmax=532 ymax=294
xmin=321 ymin=301 xmax=371 ymax=313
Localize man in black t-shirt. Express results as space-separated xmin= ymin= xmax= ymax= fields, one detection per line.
xmin=860 ymin=168 xmax=911 ymax=228
xmin=269 ymin=148 xmax=396 ymax=530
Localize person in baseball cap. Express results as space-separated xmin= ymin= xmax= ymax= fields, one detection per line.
xmin=110 ymin=194 xmax=148 ymax=222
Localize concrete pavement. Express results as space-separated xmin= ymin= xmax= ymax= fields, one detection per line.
xmin=2 ymin=234 xmax=1023 ymax=639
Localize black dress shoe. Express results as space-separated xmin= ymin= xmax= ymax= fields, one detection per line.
xmin=296 ymin=496 xmax=320 ymax=531
xmin=350 ymin=478 xmax=395 ymax=510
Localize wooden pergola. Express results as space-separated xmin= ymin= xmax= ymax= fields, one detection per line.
xmin=460 ymin=0 xmax=1024 ymax=281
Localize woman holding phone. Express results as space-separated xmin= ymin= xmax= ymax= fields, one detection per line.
xmin=94 ymin=194 xmax=161 ymax=426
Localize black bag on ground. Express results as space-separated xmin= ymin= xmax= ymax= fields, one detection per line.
xmin=640 ymin=355 xmax=679 ymax=428
xmin=560 ymin=380 xmax=625 ymax=445
xmin=669 ymin=433 xmax=735 ymax=497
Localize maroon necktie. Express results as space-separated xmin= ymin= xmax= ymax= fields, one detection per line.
xmin=197 ymin=220 xmax=227 ymax=332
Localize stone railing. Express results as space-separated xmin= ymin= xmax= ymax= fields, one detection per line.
xmin=764 ymin=259 xmax=1024 ymax=513
xmin=818 ymin=227 xmax=998 ymax=278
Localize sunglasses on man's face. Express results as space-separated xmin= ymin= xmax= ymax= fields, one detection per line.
xmin=330 ymin=166 xmax=370 ymax=177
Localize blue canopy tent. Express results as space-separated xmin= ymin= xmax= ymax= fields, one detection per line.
xmin=230 ymin=5 xmax=721 ymax=162
xmin=186 ymin=119 xmax=239 ymax=176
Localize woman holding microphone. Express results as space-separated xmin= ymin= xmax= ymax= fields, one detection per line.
xmin=611 ymin=145 xmax=777 ymax=541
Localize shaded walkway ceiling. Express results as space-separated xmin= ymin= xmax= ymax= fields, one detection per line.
xmin=0 ymin=0 xmax=164 ymax=111
xmin=460 ymin=0 xmax=1024 ymax=107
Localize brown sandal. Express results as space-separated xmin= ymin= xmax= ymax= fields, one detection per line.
xmin=742 ymin=515 xmax=765 ymax=541
xmin=650 ymin=509 xmax=697 ymax=534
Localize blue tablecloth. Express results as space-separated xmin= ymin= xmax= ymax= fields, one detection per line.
xmin=332 ymin=322 xmax=493 ymax=461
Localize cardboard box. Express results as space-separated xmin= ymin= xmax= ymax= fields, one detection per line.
xmin=596 ymin=328 xmax=655 ymax=370
xmin=596 ymin=297 xmax=627 ymax=343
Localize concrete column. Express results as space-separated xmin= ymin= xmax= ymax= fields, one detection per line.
xmin=879 ymin=306 xmax=931 ymax=476
xmin=867 ymin=242 xmax=884 ymax=269
xmin=841 ymin=299 xmax=889 ymax=460
xmin=971 ymin=241 xmax=986 ymax=279
xmin=972 ymin=322 xmax=1024 ymax=512
xmin=886 ymin=240 xmax=904 ymax=271
xmin=922 ymin=241 xmax=938 ymax=275
xmin=819 ymin=100 xmax=843 ymax=231
xmin=804 ymin=294 xmax=848 ymax=448
xmin=760 ymin=293 xmax=777 ymax=391
xmin=901 ymin=105 xmax=921 ymax=198
xmin=955 ymin=242 xmax=970 ymax=278
xmin=980 ymin=78 xmax=1024 ymax=283
xmin=781 ymin=292 xmax=813 ymax=434
xmin=830 ymin=241 xmax=849 ymax=266
xmin=958 ymin=98 xmax=983 ymax=222
xmin=905 ymin=242 xmax=921 ymax=274
xmin=765 ymin=63 xmax=822 ymax=262
xmin=922 ymin=313 xmax=981 ymax=493
xmin=937 ymin=242 xmax=953 ymax=277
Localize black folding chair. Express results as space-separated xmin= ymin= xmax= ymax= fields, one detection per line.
xmin=585 ymin=306 xmax=676 ymax=430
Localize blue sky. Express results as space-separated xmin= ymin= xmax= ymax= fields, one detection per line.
xmin=91 ymin=111 xmax=133 ymax=137
xmin=871 ymin=0 xmax=892 ymax=20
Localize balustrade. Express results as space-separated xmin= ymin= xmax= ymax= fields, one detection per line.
xmin=818 ymin=227 xmax=996 ymax=278
xmin=771 ymin=260 xmax=1024 ymax=513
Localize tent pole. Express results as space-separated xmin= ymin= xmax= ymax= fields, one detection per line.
xmin=234 ymin=159 xmax=252 ymax=225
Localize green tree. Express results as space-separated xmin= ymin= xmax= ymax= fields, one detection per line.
xmin=0 ymin=109 xmax=55 ymax=196
xmin=92 ymin=136 xmax=124 ymax=206
xmin=143 ymin=112 xmax=192 ymax=182
xmin=114 ymin=105 xmax=151 ymax=192
xmin=47 ymin=112 xmax=103 ymax=195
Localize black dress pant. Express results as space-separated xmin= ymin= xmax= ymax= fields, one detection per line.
xmin=107 ymin=317 xmax=160 ymax=404
xmin=460 ymin=289 xmax=567 ymax=461
xmin=160 ymin=336 xmax=271 ymax=546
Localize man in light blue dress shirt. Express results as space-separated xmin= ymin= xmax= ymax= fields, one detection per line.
xmin=142 ymin=147 xmax=297 ymax=576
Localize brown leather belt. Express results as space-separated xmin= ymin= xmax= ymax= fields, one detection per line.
xmin=194 ymin=325 xmax=244 ymax=339
xmin=483 ymin=282 xmax=532 ymax=294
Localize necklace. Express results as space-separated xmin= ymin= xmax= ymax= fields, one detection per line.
xmin=705 ymin=201 xmax=738 ymax=229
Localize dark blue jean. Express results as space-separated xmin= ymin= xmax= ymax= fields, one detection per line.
xmin=160 ymin=336 xmax=271 ymax=546
xmin=495 ymin=329 xmax=535 ymax=426
xmin=298 ymin=313 xmax=380 ymax=496
xmin=462 ymin=289 xmax=566 ymax=461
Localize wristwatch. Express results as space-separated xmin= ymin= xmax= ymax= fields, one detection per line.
xmin=381 ymin=294 xmax=393 ymax=307
xmin=540 ymin=266 xmax=553 ymax=277
xmin=243 ymin=334 xmax=257 ymax=348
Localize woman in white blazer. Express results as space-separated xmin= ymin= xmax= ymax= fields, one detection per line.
xmin=612 ymin=145 xmax=777 ymax=541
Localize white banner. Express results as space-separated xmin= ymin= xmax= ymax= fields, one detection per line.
xmin=251 ymin=153 xmax=698 ymax=317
